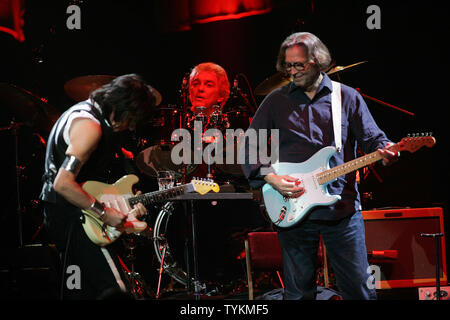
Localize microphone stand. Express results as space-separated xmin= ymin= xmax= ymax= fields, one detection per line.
xmin=233 ymin=73 xmax=257 ymax=115
xmin=351 ymin=87 xmax=414 ymax=204
xmin=2 ymin=120 xmax=26 ymax=248
xmin=179 ymin=73 xmax=190 ymax=184
xmin=14 ymin=121 xmax=24 ymax=248
xmin=420 ymin=233 xmax=444 ymax=300
xmin=356 ymin=88 xmax=415 ymax=117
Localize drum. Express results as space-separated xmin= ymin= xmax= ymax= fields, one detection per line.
xmin=185 ymin=111 xmax=229 ymax=132
xmin=209 ymin=111 xmax=229 ymax=131
xmin=226 ymin=109 xmax=251 ymax=131
xmin=214 ymin=128 xmax=246 ymax=177
xmin=135 ymin=144 xmax=197 ymax=178
xmin=207 ymin=108 xmax=250 ymax=178
xmin=152 ymin=200 xmax=267 ymax=287
xmin=185 ymin=111 xmax=207 ymax=132
xmin=136 ymin=106 xmax=199 ymax=177
xmin=138 ymin=106 xmax=184 ymax=146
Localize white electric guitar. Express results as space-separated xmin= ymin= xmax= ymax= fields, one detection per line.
xmin=81 ymin=175 xmax=219 ymax=246
xmin=262 ymin=135 xmax=436 ymax=228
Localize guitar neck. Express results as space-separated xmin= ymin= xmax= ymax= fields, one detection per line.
xmin=127 ymin=183 xmax=189 ymax=207
xmin=316 ymin=144 xmax=400 ymax=185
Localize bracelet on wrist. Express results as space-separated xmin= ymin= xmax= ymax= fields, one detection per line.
xmin=89 ymin=199 xmax=106 ymax=220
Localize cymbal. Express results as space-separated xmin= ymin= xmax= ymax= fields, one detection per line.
xmin=326 ymin=61 xmax=367 ymax=75
xmin=135 ymin=144 xmax=197 ymax=178
xmin=255 ymin=61 xmax=368 ymax=95
xmin=64 ymin=75 xmax=117 ymax=102
xmin=151 ymin=87 xmax=163 ymax=106
xmin=0 ymin=82 xmax=61 ymax=135
xmin=254 ymin=72 xmax=291 ymax=96
xmin=64 ymin=75 xmax=162 ymax=106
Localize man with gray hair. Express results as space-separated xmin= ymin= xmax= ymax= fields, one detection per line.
xmin=242 ymin=32 xmax=398 ymax=300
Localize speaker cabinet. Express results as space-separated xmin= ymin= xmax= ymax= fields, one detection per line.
xmin=418 ymin=286 xmax=450 ymax=300
xmin=362 ymin=207 xmax=447 ymax=289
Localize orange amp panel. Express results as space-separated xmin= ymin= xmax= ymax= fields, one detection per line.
xmin=362 ymin=207 xmax=447 ymax=289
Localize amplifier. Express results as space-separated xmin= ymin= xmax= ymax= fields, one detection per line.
xmin=418 ymin=286 xmax=450 ymax=300
xmin=362 ymin=207 xmax=447 ymax=289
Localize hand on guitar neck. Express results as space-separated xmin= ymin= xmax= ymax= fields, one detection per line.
xmin=378 ymin=142 xmax=400 ymax=166
xmin=377 ymin=142 xmax=400 ymax=166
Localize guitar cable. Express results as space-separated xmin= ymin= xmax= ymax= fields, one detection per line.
xmin=274 ymin=206 xmax=287 ymax=225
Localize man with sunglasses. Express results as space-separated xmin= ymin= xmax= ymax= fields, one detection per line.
xmin=242 ymin=32 xmax=398 ymax=300
xmin=40 ymin=74 xmax=158 ymax=299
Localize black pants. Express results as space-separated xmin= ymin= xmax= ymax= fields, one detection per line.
xmin=43 ymin=202 xmax=127 ymax=300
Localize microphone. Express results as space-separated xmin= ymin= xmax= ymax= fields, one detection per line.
xmin=180 ymin=72 xmax=190 ymax=110
xmin=233 ymin=77 xmax=239 ymax=89
xmin=230 ymin=76 xmax=239 ymax=98
xmin=182 ymin=72 xmax=189 ymax=89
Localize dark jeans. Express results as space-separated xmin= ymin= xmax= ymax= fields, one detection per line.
xmin=277 ymin=211 xmax=377 ymax=300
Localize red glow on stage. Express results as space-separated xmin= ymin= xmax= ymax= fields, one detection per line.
xmin=156 ymin=0 xmax=274 ymax=32
xmin=0 ymin=0 xmax=25 ymax=41
xmin=236 ymin=249 xmax=246 ymax=260
xmin=192 ymin=8 xmax=272 ymax=25
xmin=121 ymin=147 xmax=134 ymax=160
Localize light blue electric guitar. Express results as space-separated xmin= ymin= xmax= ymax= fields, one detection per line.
xmin=262 ymin=135 xmax=436 ymax=228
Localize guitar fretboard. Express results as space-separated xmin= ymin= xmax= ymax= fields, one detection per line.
xmin=127 ymin=184 xmax=189 ymax=207
xmin=316 ymin=144 xmax=400 ymax=185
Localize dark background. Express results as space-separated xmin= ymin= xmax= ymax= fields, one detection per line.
xmin=0 ymin=0 xmax=448 ymax=294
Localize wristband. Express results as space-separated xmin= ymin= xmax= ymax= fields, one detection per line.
xmin=89 ymin=199 xmax=106 ymax=220
xmin=61 ymin=155 xmax=82 ymax=177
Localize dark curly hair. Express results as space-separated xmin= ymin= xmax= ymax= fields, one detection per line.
xmin=90 ymin=73 xmax=157 ymax=127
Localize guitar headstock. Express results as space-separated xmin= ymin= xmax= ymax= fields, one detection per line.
xmin=191 ymin=178 xmax=220 ymax=195
xmin=398 ymin=133 xmax=436 ymax=153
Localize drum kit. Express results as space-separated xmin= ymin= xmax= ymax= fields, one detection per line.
xmin=133 ymin=63 xmax=374 ymax=185
xmin=117 ymin=61 xmax=385 ymax=297
xmin=0 ymin=82 xmax=61 ymax=248
xmin=133 ymin=81 xmax=254 ymax=186
xmin=3 ymin=60 xmax=414 ymax=298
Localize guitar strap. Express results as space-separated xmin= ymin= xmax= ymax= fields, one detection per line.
xmin=331 ymin=80 xmax=342 ymax=153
